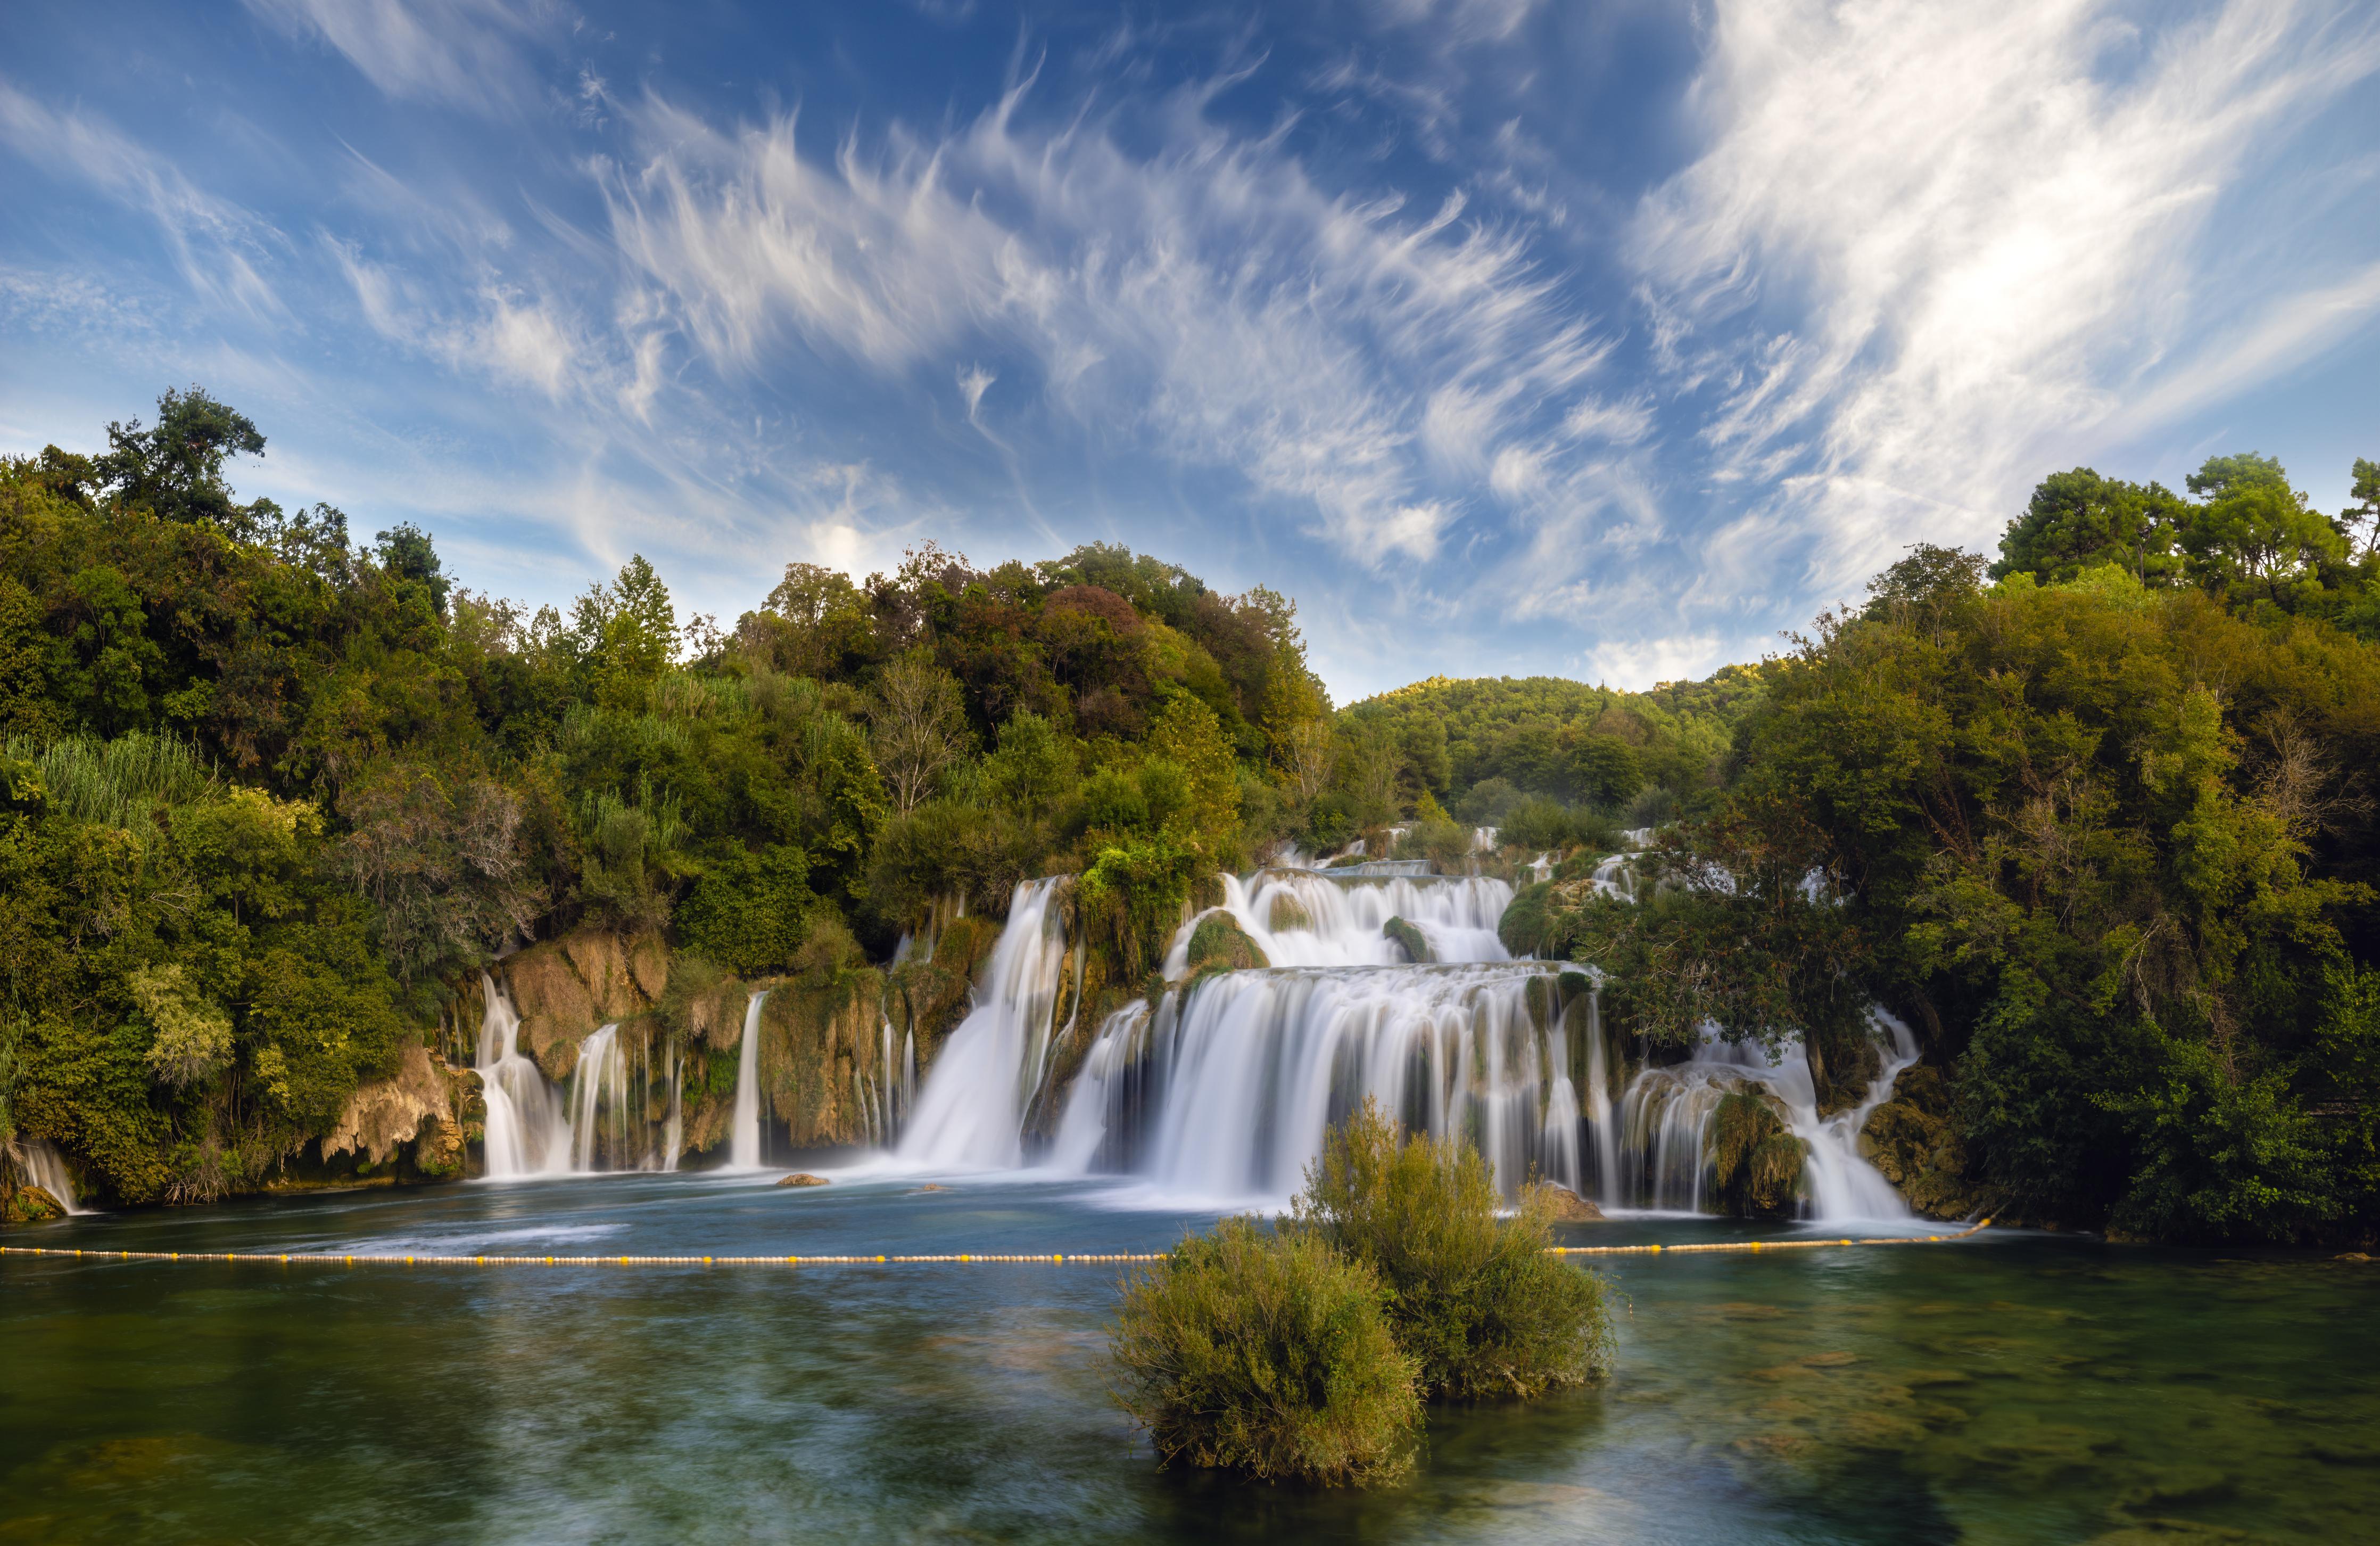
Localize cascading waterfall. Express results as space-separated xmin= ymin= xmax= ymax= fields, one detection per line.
xmin=730 ymin=990 xmax=770 ymax=1170
xmin=8 ymin=1138 xmax=86 ymax=1214
xmin=1164 ymin=869 xmax=1515 ymax=973
xmin=475 ymin=974 xmax=568 ymax=1179
xmin=474 ymin=975 xmax=679 ymax=1179
xmin=894 ymin=878 xmax=1070 ymax=1171
xmin=565 ymin=1025 xmax=628 ymax=1173
xmin=1052 ymin=963 xmax=1579 ymax=1201
xmin=1616 ymin=1014 xmax=1921 ymax=1219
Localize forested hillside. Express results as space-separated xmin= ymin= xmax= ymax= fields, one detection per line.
xmin=1513 ymin=455 xmax=2380 ymax=1245
xmin=6 ymin=388 xmax=2376 ymax=1246
xmin=0 ymin=389 xmax=1351 ymax=1206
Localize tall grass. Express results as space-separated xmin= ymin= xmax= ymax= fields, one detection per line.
xmin=5 ymin=731 xmax=216 ymax=827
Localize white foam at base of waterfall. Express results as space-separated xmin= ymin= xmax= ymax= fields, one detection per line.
xmin=891 ymin=878 xmax=1070 ymax=1171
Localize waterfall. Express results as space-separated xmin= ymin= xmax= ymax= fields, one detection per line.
xmin=473 ymin=976 xmax=679 ymax=1179
xmin=1162 ymin=869 xmax=1515 ymax=974
xmin=8 ymin=1138 xmax=87 ymax=1214
xmin=1053 ymin=963 xmax=1581 ymax=1202
xmin=564 ymin=1025 xmax=627 ymax=1173
xmin=730 ymin=990 xmax=770 ymax=1170
xmin=1616 ymin=1014 xmax=1922 ymax=1220
xmin=894 ymin=878 xmax=1069 ymax=1171
xmin=474 ymin=974 xmax=569 ymax=1179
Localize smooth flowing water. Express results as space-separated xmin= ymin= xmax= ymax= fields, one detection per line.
xmin=3 ymin=1179 xmax=2373 ymax=1543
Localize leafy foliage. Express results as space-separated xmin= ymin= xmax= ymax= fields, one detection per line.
xmin=1108 ymin=1216 xmax=1420 ymax=1486
xmin=1293 ymin=1099 xmax=1613 ymax=1400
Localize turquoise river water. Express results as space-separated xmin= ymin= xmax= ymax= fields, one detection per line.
xmin=3 ymin=1172 xmax=2376 ymax=1543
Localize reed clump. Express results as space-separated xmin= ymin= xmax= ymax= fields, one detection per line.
xmin=1108 ymin=1099 xmax=1614 ymax=1486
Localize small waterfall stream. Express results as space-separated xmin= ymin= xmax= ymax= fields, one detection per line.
xmin=730 ymin=990 xmax=770 ymax=1170
xmin=473 ymin=974 xmax=682 ymax=1180
xmin=8 ymin=1138 xmax=87 ymax=1214
xmin=895 ymin=878 xmax=1070 ymax=1171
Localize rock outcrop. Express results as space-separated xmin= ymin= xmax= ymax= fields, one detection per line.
xmin=322 ymin=1043 xmax=474 ymax=1179
xmin=1381 ymin=915 xmax=1433 ymax=965
xmin=1856 ymin=1065 xmax=1979 ymax=1219
xmin=1186 ymin=912 xmax=1269 ymax=975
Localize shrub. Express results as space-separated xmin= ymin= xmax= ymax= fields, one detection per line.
xmin=1294 ymin=1099 xmax=1613 ymax=1400
xmin=1108 ymin=1216 xmax=1420 ymax=1486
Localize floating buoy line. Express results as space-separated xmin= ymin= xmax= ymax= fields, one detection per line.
xmin=0 ymin=1220 xmax=1990 ymax=1270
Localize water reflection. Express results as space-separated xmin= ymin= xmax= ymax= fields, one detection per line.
xmin=3 ymin=1176 xmax=2374 ymax=1542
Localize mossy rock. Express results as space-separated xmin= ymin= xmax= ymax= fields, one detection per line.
xmin=1185 ymin=914 xmax=1269 ymax=975
xmin=1267 ymin=892 xmax=1315 ymax=933
xmin=1858 ymin=1064 xmax=1980 ymax=1219
xmin=1712 ymin=1088 xmax=1806 ymax=1216
xmin=3 ymin=1185 xmax=64 ymax=1225
xmin=1381 ymin=916 xmax=1433 ymax=965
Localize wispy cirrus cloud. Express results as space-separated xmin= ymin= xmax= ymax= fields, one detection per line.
xmin=1632 ymin=0 xmax=2380 ymax=601
xmin=241 ymin=0 xmax=553 ymax=112
xmin=0 ymin=84 xmax=286 ymax=324
xmin=599 ymin=76 xmax=1617 ymax=567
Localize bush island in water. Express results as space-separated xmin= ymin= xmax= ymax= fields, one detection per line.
xmin=1 ymin=385 xmax=2378 ymax=1251
xmin=1109 ymin=1102 xmax=1610 ymax=1485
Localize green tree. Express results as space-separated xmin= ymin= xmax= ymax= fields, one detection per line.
xmin=1991 ymin=468 xmax=2186 ymax=585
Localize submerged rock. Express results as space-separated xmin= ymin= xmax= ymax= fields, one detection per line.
xmin=776 ymin=1172 xmax=830 ymax=1187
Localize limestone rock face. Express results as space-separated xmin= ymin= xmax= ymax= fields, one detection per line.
xmin=763 ymin=966 xmax=893 ymax=1149
xmin=499 ymin=926 xmax=670 ymax=1080
xmin=324 ymin=1043 xmax=463 ymax=1173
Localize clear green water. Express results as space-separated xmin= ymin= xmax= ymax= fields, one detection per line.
xmin=3 ymin=1174 xmax=2375 ymax=1544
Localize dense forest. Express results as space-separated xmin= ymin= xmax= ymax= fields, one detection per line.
xmin=3 ymin=386 xmax=2375 ymax=1247
xmin=1515 ymin=458 xmax=2380 ymax=1245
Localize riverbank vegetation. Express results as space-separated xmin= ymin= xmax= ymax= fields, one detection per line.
xmin=3 ymin=385 xmax=2375 ymax=1251
xmin=1109 ymin=1104 xmax=1610 ymax=1484
xmin=1518 ymin=457 xmax=2380 ymax=1246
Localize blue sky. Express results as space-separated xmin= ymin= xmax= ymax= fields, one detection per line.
xmin=3 ymin=1 xmax=2376 ymax=701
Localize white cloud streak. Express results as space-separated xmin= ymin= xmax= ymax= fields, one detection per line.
xmin=598 ymin=80 xmax=1617 ymax=566
xmin=0 ymin=84 xmax=285 ymax=323
xmin=1633 ymin=0 xmax=2380 ymax=599
xmin=242 ymin=0 xmax=548 ymax=111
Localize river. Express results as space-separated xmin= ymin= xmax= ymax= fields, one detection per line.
xmin=4 ymin=1171 xmax=2375 ymax=1543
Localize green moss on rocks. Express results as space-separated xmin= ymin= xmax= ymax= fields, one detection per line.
xmin=1381 ymin=916 xmax=1433 ymax=965
xmin=1185 ymin=914 xmax=1269 ymax=975
xmin=1712 ymin=1088 xmax=1807 ymax=1216
xmin=1268 ymin=892 xmax=1315 ymax=933
xmin=1857 ymin=1065 xmax=1979 ymax=1219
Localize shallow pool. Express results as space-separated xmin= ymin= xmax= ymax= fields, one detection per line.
xmin=3 ymin=1173 xmax=2374 ymax=1543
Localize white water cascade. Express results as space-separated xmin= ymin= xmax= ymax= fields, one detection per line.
xmin=1617 ymin=1013 xmax=1922 ymax=1219
xmin=1164 ymin=869 xmax=1515 ymax=973
xmin=475 ymin=974 xmax=568 ymax=1178
xmin=7 ymin=1138 xmax=87 ymax=1214
xmin=730 ymin=990 xmax=770 ymax=1170
xmin=1052 ymin=963 xmax=1580 ymax=1201
xmin=474 ymin=975 xmax=679 ymax=1179
xmin=894 ymin=878 xmax=1071 ymax=1171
